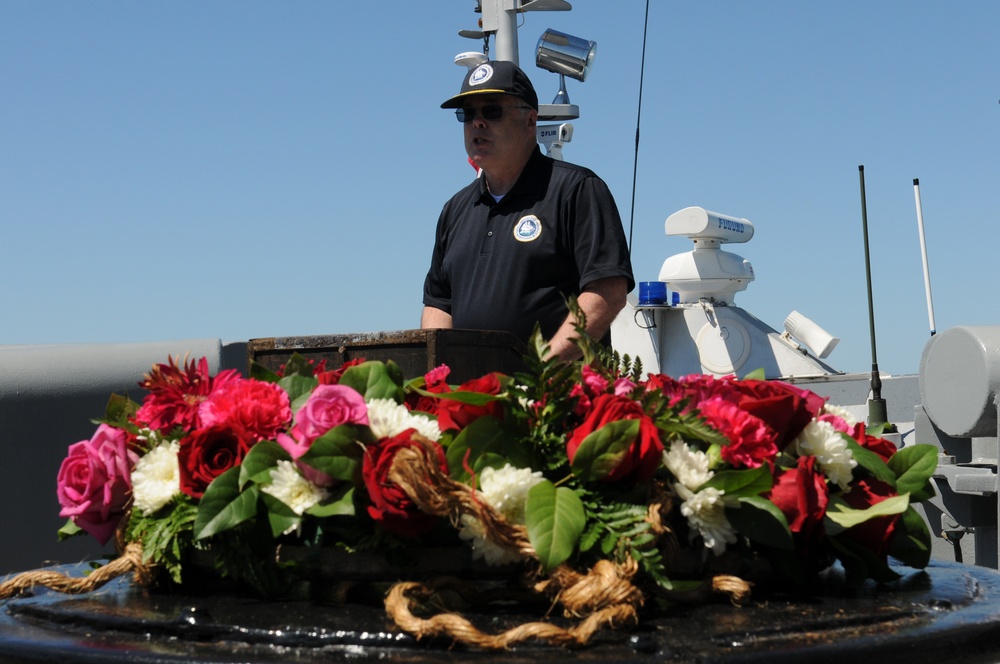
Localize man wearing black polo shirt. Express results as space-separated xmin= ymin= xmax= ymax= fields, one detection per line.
xmin=421 ymin=61 xmax=634 ymax=361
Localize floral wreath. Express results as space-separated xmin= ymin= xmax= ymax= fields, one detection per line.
xmin=32 ymin=310 xmax=937 ymax=649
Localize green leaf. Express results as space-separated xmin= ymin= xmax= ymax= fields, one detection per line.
xmin=104 ymin=393 xmax=139 ymax=426
xmin=280 ymin=374 xmax=319 ymax=413
xmin=845 ymin=435 xmax=896 ymax=486
xmin=338 ymin=361 xmax=403 ymax=401
xmin=194 ymin=467 xmax=261 ymax=539
xmin=249 ymin=360 xmax=281 ymax=383
xmin=58 ymin=519 xmax=84 ymax=540
xmin=828 ymin=533 xmax=901 ymax=585
xmin=306 ymin=485 xmax=356 ymax=518
xmin=569 ymin=419 xmax=641 ymax=482
xmin=888 ymin=444 xmax=938 ymax=502
xmin=824 ymin=493 xmax=910 ymax=535
xmin=260 ymin=493 xmax=300 ymax=538
xmin=282 ymin=353 xmax=319 ymax=378
xmin=239 ymin=441 xmax=292 ymax=487
xmin=888 ymin=505 xmax=932 ymax=569
xmin=299 ymin=424 xmax=371 ymax=483
xmin=700 ymin=465 xmax=773 ymax=498
xmin=446 ymin=416 xmax=533 ymax=482
xmin=726 ymin=496 xmax=793 ymax=550
xmin=525 ymin=480 xmax=586 ymax=571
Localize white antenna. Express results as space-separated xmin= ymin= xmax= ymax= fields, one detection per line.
xmin=913 ymin=178 xmax=937 ymax=336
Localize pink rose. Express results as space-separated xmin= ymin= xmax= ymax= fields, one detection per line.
xmin=57 ymin=424 xmax=138 ymax=544
xmin=277 ymin=384 xmax=368 ymax=471
xmin=292 ymin=384 xmax=368 ymax=447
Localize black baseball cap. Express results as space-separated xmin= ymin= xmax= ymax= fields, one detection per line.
xmin=440 ymin=60 xmax=539 ymax=110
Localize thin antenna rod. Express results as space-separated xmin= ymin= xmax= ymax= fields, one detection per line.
xmin=858 ymin=165 xmax=888 ymax=428
xmin=913 ymin=178 xmax=937 ymax=336
xmin=626 ymin=0 xmax=651 ymax=253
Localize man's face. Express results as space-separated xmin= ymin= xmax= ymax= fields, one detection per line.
xmin=461 ymin=94 xmax=536 ymax=173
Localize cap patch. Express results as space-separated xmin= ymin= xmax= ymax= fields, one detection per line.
xmin=514 ymin=215 xmax=542 ymax=242
xmin=468 ymin=64 xmax=494 ymax=87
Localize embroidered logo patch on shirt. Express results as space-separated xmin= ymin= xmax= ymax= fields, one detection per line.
xmin=513 ymin=215 xmax=542 ymax=242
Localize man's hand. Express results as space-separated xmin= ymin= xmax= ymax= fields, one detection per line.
xmin=547 ymin=276 xmax=629 ymax=362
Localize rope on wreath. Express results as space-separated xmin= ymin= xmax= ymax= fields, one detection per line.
xmin=0 ymin=542 xmax=152 ymax=600
xmin=386 ymin=440 xmax=644 ymax=649
xmin=385 ymin=576 xmax=638 ymax=650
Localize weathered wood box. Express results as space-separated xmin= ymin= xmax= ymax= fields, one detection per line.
xmin=247 ymin=329 xmax=527 ymax=384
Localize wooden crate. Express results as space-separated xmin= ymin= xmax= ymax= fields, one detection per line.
xmin=247 ymin=329 xmax=527 ymax=384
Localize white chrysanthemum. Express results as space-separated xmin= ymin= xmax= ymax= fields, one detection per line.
xmin=792 ymin=419 xmax=857 ymax=491
xmin=662 ymin=440 xmax=713 ymax=490
xmin=675 ymin=483 xmax=737 ymax=556
xmin=261 ymin=460 xmax=330 ymax=517
xmin=132 ymin=441 xmax=181 ymax=516
xmin=366 ymin=398 xmax=442 ymax=441
xmin=822 ymin=403 xmax=859 ymax=426
xmin=458 ymin=464 xmax=545 ymax=566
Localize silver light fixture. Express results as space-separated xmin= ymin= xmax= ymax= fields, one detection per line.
xmin=535 ymin=28 xmax=596 ymax=105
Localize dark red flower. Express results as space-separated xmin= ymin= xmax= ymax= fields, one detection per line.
xmin=435 ymin=373 xmax=504 ymax=432
xmin=178 ymin=424 xmax=253 ymax=499
xmin=847 ymin=423 xmax=898 ymax=463
xmin=727 ymin=379 xmax=826 ymax=451
xmin=841 ymin=477 xmax=900 ymax=559
xmin=768 ymin=455 xmax=829 ymax=551
xmin=136 ymin=356 xmax=240 ymax=432
xmin=362 ymin=429 xmax=447 ymax=537
xmin=405 ymin=365 xmax=452 ymax=414
xmin=317 ymin=357 xmax=367 ymax=385
xmin=566 ymin=394 xmax=664 ymax=483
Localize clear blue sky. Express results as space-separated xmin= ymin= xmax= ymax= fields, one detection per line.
xmin=2 ymin=1 xmax=997 ymax=377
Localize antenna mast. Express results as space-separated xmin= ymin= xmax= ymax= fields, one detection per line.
xmin=858 ymin=165 xmax=889 ymax=429
xmin=913 ymin=178 xmax=937 ymax=337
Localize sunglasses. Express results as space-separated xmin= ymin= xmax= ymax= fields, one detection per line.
xmin=456 ymin=104 xmax=532 ymax=123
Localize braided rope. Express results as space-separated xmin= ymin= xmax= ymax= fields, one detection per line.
xmin=0 ymin=542 xmax=151 ymax=600
xmin=385 ymin=441 xmax=645 ymax=649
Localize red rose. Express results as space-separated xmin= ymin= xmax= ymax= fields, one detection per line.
xmin=317 ymin=357 xmax=367 ymax=385
xmin=362 ymin=429 xmax=447 ymax=537
xmin=566 ymin=394 xmax=664 ymax=483
xmin=405 ymin=365 xmax=453 ymax=414
xmin=178 ymin=424 xmax=253 ymax=499
xmin=435 ymin=373 xmax=504 ymax=432
xmin=768 ymin=455 xmax=829 ymax=550
xmin=841 ymin=477 xmax=900 ymax=559
xmin=728 ymin=379 xmax=825 ymax=450
xmin=847 ymin=423 xmax=897 ymax=462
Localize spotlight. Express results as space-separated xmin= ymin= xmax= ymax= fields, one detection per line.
xmin=783 ymin=311 xmax=839 ymax=359
xmin=536 ymin=29 xmax=596 ymax=113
